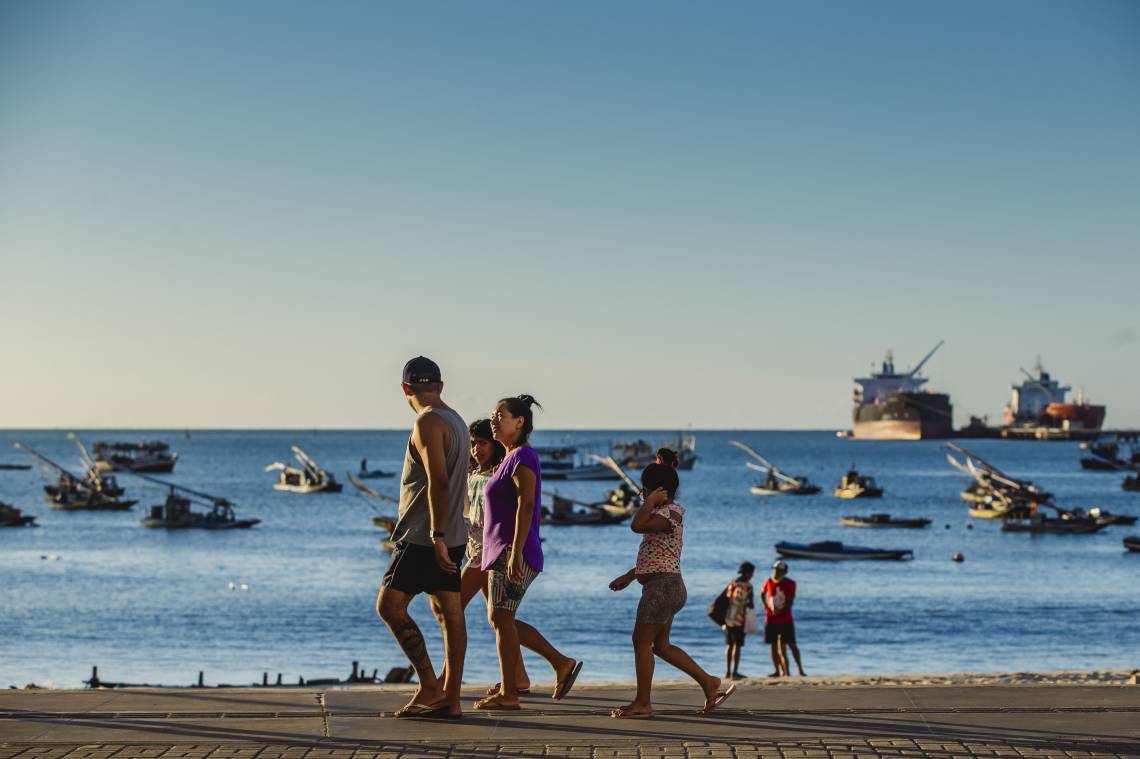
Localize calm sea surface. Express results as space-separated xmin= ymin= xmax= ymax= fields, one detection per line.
xmin=1 ymin=429 xmax=1137 ymax=688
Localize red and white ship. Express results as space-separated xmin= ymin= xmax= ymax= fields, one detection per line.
xmin=1002 ymin=359 xmax=1106 ymax=431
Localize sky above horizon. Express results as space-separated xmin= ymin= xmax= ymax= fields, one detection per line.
xmin=1 ymin=1 xmax=1138 ymax=429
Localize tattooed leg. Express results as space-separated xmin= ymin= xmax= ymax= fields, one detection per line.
xmin=377 ymin=587 xmax=441 ymax=705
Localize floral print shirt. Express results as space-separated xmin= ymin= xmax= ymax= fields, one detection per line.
xmin=635 ymin=502 xmax=684 ymax=576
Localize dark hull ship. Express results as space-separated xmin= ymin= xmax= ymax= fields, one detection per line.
xmin=852 ymin=342 xmax=953 ymax=440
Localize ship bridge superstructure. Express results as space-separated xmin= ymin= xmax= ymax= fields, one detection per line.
xmin=853 ymin=342 xmax=943 ymax=405
xmin=1005 ymin=358 xmax=1072 ymax=423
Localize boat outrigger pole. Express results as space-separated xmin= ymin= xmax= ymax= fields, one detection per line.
xmin=14 ymin=442 xmax=87 ymax=485
xmin=123 ymin=470 xmax=231 ymax=507
xmin=587 ymin=454 xmax=640 ymax=492
xmin=729 ymin=440 xmax=803 ymax=486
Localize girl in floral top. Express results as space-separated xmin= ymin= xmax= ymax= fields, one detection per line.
xmin=608 ymin=464 xmax=736 ymax=719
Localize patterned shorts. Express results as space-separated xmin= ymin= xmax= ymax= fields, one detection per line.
xmin=636 ymin=573 xmax=687 ymax=625
xmin=487 ymin=551 xmax=540 ymax=612
xmin=464 ymin=517 xmax=483 ymax=567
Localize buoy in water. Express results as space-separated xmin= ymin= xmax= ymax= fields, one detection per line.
xmin=966 ymin=524 xmax=974 ymax=530
xmin=952 ymin=553 xmax=964 ymax=562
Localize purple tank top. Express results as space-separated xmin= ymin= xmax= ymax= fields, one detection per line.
xmin=481 ymin=446 xmax=544 ymax=573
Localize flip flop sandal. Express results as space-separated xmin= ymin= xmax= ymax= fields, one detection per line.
xmin=553 ymin=660 xmax=583 ymax=701
xmin=394 ymin=702 xmax=437 ymax=718
xmin=474 ymin=694 xmax=522 ymax=711
xmin=485 ymin=682 xmax=532 ymax=696
xmin=412 ymin=705 xmax=462 ymax=720
xmin=699 ymin=683 xmax=737 ymax=714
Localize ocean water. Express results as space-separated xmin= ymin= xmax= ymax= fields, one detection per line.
xmin=0 ymin=429 xmax=1137 ymax=689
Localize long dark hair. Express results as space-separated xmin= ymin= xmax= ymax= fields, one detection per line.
xmin=498 ymin=394 xmax=542 ymax=446
xmin=469 ymin=418 xmax=506 ymax=473
xmin=640 ymin=462 xmax=680 ymax=501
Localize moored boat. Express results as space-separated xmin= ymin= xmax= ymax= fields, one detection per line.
xmin=612 ymin=433 xmax=698 ymax=470
xmin=93 ymin=441 xmax=178 ymax=473
xmin=834 ymin=467 xmax=883 ymax=499
xmin=1124 ymin=475 xmax=1140 ymax=492
xmin=132 ymin=473 xmax=259 ymax=529
xmin=355 ymin=459 xmax=394 ymax=480
xmin=774 ymin=541 xmax=912 ymax=561
xmin=1086 ymin=507 xmax=1137 ymax=527
xmin=730 ymin=440 xmax=821 ymax=497
xmin=541 ymin=492 xmax=632 ymax=527
xmin=266 ymin=447 xmax=343 ymax=493
xmin=1124 ymin=536 xmax=1140 ymax=553
xmin=1000 ymin=504 xmax=1107 ymax=535
xmin=16 ymin=442 xmax=136 ymax=511
xmin=0 ymin=502 xmax=36 ymax=527
xmin=841 ymin=514 xmax=930 ymax=529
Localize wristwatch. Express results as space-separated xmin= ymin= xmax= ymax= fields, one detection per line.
xmin=430 ymin=530 xmax=446 ymax=540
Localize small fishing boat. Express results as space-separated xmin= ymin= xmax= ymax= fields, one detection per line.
xmin=355 ymin=459 xmax=394 ymax=480
xmin=266 ymin=447 xmax=343 ymax=493
xmin=1087 ymin=507 xmax=1137 ymax=526
xmin=0 ymin=502 xmax=36 ymax=527
xmin=841 ymin=514 xmax=930 ymax=529
xmin=1123 ymin=475 xmax=1140 ymax=492
xmin=92 ymin=441 xmax=178 ymax=473
xmin=15 ymin=442 xmax=136 ymax=511
xmin=541 ymin=493 xmax=632 ymax=527
xmin=132 ymin=473 xmax=259 ymax=529
xmin=612 ymin=433 xmax=698 ymax=470
xmin=834 ymin=467 xmax=884 ymax=499
xmin=1000 ymin=504 xmax=1107 ymax=535
xmin=0 ymin=463 xmax=32 ymax=471
xmin=538 ymin=445 xmax=626 ymax=481
xmin=730 ymin=440 xmax=820 ymax=496
xmin=774 ymin=541 xmax=913 ymax=561
xmin=1079 ymin=440 xmax=1139 ymax=472
xmin=1124 ymin=536 xmax=1140 ymax=553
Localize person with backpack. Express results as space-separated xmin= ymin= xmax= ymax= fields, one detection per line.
xmin=722 ymin=562 xmax=755 ymax=680
xmin=761 ymin=560 xmax=806 ymax=677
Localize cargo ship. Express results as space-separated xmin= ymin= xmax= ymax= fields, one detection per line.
xmin=1001 ymin=359 xmax=1106 ymax=432
xmin=852 ymin=342 xmax=953 ymax=440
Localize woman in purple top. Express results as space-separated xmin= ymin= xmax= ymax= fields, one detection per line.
xmin=474 ymin=395 xmax=582 ymax=711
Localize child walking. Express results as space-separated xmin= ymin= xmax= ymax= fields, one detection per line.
xmin=608 ymin=463 xmax=736 ymax=719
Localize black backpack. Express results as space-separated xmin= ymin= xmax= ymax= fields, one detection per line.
xmin=707 ymin=586 xmax=730 ymax=626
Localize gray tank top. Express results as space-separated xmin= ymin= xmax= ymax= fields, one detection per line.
xmin=394 ymin=406 xmax=468 ymax=547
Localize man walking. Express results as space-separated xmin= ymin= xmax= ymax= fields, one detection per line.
xmin=376 ymin=356 xmax=469 ymax=718
xmin=761 ymin=560 xmax=806 ymax=677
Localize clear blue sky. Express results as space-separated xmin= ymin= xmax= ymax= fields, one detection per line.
xmin=1 ymin=1 xmax=1137 ymax=429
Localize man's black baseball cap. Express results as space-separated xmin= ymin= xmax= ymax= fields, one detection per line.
xmin=402 ymin=356 xmax=442 ymax=385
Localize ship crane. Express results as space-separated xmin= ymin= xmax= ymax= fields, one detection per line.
xmin=905 ymin=340 xmax=944 ymax=379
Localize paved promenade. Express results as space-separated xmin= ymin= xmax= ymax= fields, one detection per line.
xmin=2 ymin=683 xmax=1138 ymax=759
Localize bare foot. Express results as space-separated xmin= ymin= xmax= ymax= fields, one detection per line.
xmin=611 ymin=702 xmax=654 ymax=719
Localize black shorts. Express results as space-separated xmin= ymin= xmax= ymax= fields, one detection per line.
xmin=724 ymin=626 xmax=745 ymax=646
xmin=764 ymin=622 xmax=796 ymax=645
xmin=381 ymin=541 xmax=465 ymax=596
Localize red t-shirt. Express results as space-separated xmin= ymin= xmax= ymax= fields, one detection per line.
xmin=762 ymin=577 xmax=796 ymax=625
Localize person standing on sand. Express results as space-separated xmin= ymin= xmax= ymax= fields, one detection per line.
xmin=723 ymin=562 xmax=755 ymax=680
xmin=457 ymin=418 xmax=581 ymax=701
xmin=376 ymin=356 xmax=468 ymax=719
xmin=762 ymin=560 xmax=806 ymax=677
xmin=608 ymin=463 xmax=736 ymax=719
xmin=475 ymin=395 xmax=581 ymax=711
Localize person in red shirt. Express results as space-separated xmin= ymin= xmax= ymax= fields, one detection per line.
xmin=760 ymin=560 xmax=806 ymax=677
